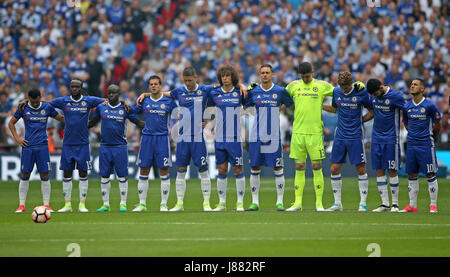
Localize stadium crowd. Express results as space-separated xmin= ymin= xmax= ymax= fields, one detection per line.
xmin=0 ymin=0 xmax=448 ymax=154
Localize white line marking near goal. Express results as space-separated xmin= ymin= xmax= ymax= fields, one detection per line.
xmin=4 ymin=236 xmax=450 ymax=243
xmin=52 ymin=222 xmax=450 ymax=227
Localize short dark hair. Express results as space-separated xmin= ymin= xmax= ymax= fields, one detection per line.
xmin=107 ymin=84 xmax=120 ymax=94
xmin=216 ymin=64 xmax=239 ymax=87
xmin=413 ymin=78 xmax=425 ymax=87
xmin=182 ymin=66 xmax=197 ymax=77
xmin=260 ymin=64 xmax=273 ymax=72
xmin=148 ymin=75 xmax=162 ymax=85
xmin=366 ymin=78 xmax=382 ymax=95
xmin=298 ymin=62 xmax=313 ymax=75
xmin=28 ymin=88 xmax=41 ymax=99
xmin=70 ymin=78 xmax=83 ymax=87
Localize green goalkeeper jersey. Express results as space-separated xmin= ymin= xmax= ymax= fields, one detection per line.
xmin=286 ymin=78 xmax=334 ymax=135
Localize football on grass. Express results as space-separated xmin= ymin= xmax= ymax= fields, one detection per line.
xmin=31 ymin=206 xmax=51 ymax=223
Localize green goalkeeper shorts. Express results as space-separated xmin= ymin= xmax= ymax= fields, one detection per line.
xmin=289 ymin=133 xmax=326 ymax=163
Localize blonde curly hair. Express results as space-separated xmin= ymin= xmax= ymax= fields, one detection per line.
xmin=337 ymin=71 xmax=353 ymax=86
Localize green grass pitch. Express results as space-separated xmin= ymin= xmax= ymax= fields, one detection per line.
xmin=0 ymin=177 xmax=449 ymax=257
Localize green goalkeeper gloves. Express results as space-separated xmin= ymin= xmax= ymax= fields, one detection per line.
xmin=353 ymin=81 xmax=365 ymax=91
xmin=248 ymin=83 xmax=258 ymax=90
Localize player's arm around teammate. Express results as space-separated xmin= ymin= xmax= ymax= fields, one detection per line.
xmin=17 ymin=79 xmax=128 ymax=213
xmin=206 ymin=65 xmax=246 ymax=212
xmin=243 ymin=64 xmax=293 ymax=212
xmin=284 ymin=62 xmax=333 ymax=212
xmin=136 ymin=82 xmax=248 ymax=105
xmin=131 ymin=76 xmax=177 ymax=212
xmin=88 ymin=84 xmax=145 ymax=212
xmin=324 ymin=72 xmax=373 ymax=212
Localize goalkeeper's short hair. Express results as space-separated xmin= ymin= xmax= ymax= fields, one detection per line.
xmin=298 ymin=62 xmax=313 ymax=75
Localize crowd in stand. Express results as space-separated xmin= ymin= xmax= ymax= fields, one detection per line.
xmin=0 ymin=0 xmax=448 ymax=153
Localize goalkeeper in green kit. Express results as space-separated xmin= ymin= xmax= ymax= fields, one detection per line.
xmin=285 ymin=62 xmax=364 ymax=211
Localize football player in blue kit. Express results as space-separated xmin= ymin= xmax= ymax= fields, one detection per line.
xmin=50 ymin=79 xmax=109 ymax=213
xmin=207 ymin=65 xmax=246 ymax=212
xmin=137 ymin=67 xmax=215 ymax=212
xmin=137 ymin=67 xmax=247 ymax=212
xmin=243 ymin=64 xmax=294 ymax=211
xmin=9 ymin=89 xmax=64 ymax=213
xmin=400 ymin=78 xmax=441 ymax=213
xmin=132 ymin=75 xmax=178 ymax=212
xmin=322 ymin=71 xmax=374 ymax=212
xmin=88 ymin=84 xmax=144 ymax=212
xmin=366 ymin=79 xmax=406 ymax=212
xmin=17 ymin=79 xmax=116 ymax=212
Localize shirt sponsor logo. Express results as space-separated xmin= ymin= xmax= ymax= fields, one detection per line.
xmin=146 ymin=109 xmax=166 ymax=115
xmin=217 ymin=98 xmax=239 ymax=103
xmin=27 ymin=116 xmax=47 ymax=122
xmin=300 ymin=93 xmax=319 ymax=98
xmin=66 ymin=107 xmax=88 ymax=112
xmin=374 ymin=105 xmax=390 ymax=111
xmin=182 ymin=96 xmax=203 ymax=101
xmin=408 ymin=114 xmax=426 ymax=119
xmin=105 ymin=115 xmax=124 ymax=121
xmin=257 ymin=100 xmax=278 ymax=106
xmin=339 ymin=102 xmax=358 ymax=108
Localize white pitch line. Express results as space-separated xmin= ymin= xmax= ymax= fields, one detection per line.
xmin=3 ymin=236 xmax=450 ymax=243
xmin=50 ymin=222 xmax=450 ymax=227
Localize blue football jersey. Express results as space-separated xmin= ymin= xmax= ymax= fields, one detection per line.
xmin=332 ymin=87 xmax=372 ymax=140
xmin=13 ymin=102 xmax=59 ymax=147
xmin=50 ymin=95 xmax=104 ymax=145
xmin=208 ymin=86 xmax=243 ymax=142
xmin=170 ymin=84 xmax=214 ymax=137
xmin=370 ymin=88 xmax=405 ymax=144
xmin=244 ymin=84 xmax=293 ymax=141
xmin=402 ymin=98 xmax=441 ymax=146
xmin=93 ymin=103 xmax=139 ymax=146
xmin=133 ymin=94 xmax=177 ymax=135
